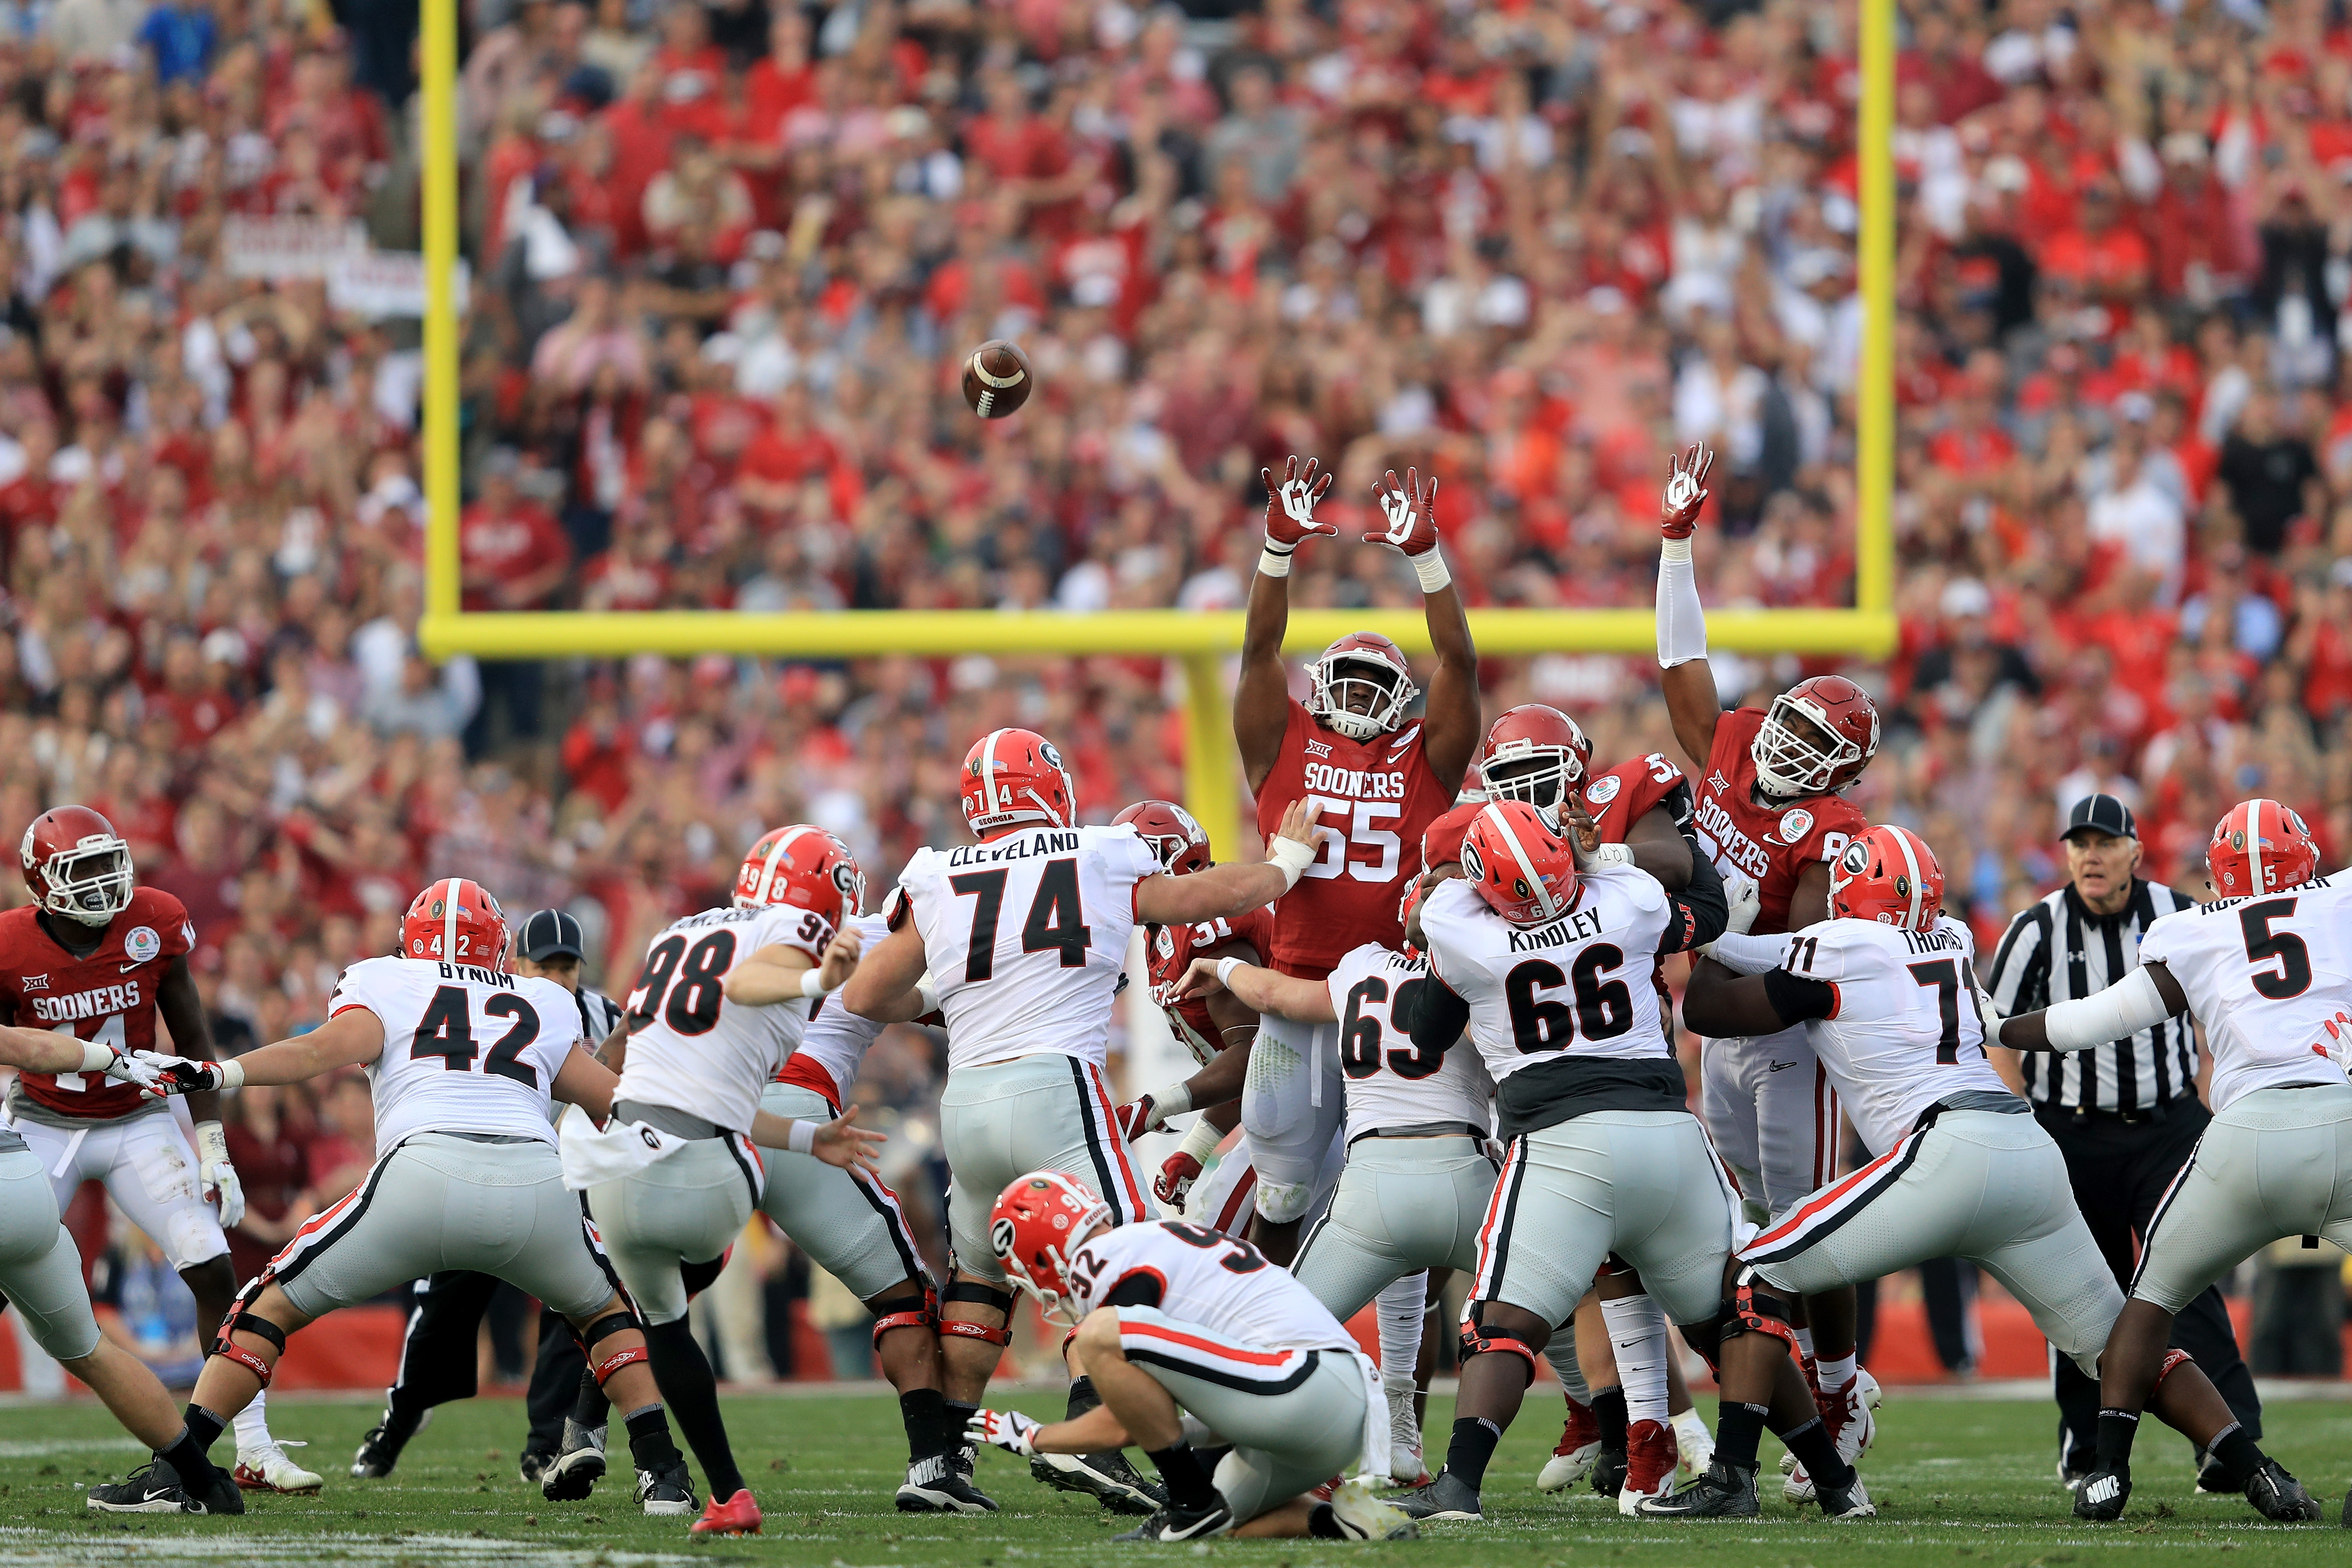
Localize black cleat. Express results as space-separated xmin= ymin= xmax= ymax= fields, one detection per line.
xmin=1814 ymin=1469 xmax=1877 ymax=1518
xmin=2194 ymin=1452 xmax=2234 ymax=1493
xmin=88 ymin=1457 xmax=246 ymax=1516
xmin=634 ymin=1459 xmax=698 ymax=1517
xmin=2245 ymin=1459 xmax=2321 ymax=1522
xmin=897 ymin=1453 xmax=997 ymax=1513
xmin=1592 ymin=1439 xmax=1629 ymax=1500
xmin=519 ymin=1451 xmax=554 ymax=1487
xmin=1634 ymin=1457 xmax=1760 ymax=1519
xmin=351 ymin=1407 xmax=428 ymax=1479
xmin=1113 ymin=1498 xmax=1233 ymax=1542
xmin=1030 ymin=1450 xmax=1165 ymax=1515
xmin=1397 ymin=1470 xmax=1483 ymax=1522
xmin=2073 ymin=1466 xmax=2129 ymax=1522
xmin=541 ymin=1421 xmax=606 ymax=1502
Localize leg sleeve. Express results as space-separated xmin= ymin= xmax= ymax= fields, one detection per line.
xmin=1240 ymin=1016 xmax=1345 ymax=1224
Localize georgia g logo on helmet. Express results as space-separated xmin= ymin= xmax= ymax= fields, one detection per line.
xmin=989 ymin=1217 xmax=1017 ymax=1257
xmin=1459 ymin=835 xmax=1486 ymax=885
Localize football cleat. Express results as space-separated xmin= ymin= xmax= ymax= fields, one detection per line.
xmin=1324 ymin=1477 xmax=1418 ymax=1540
xmin=2244 ymin=1459 xmax=2321 ymax=1522
xmin=1790 ymin=1367 xmax=1878 ymax=1502
xmin=235 ymin=1442 xmax=323 ymax=1494
xmin=351 ymin=1406 xmax=430 ymax=1479
xmin=89 ymin=1457 xmax=246 ymax=1516
xmin=689 ymin=1486 xmax=760 ymax=1534
xmin=1030 ymin=1450 xmax=1165 ymax=1515
xmin=1385 ymin=1383 xmax=1426 ymax=1489
xmin=542 ymin=1421 xmax=607 ymax=1501
xmin=896 ymin=1453 xmax=997 ymax=1514
xmin=1592 ymin=1433 xmax=1629 ymax=1500
xmin=1671 ymin=1408 xmax=1715 ymax=1488
xmin=2073 ymin=1466 xmax=2129 ymax=1522
xmin=1617 ymin=1420 xmax=1684 ymax=1515
xmin=1635 ymin=1457 xmax=1760 ymax=1519
xmin=1537 ymin=1396 xmax=1602 ymax=1493
xmin=1815 ymin=1469 xmax=1876 ymax=1518
xmin=636 ymin=1461 xmax=698 ymax=1517
xmin=2194 ymin=1451 xmax=2234 ymax=1493
xmin=1113 ymin=1498 xmax=1234 ymax=1542
xmin=519 ymin=1451 xmax=554 ymax=1488
xmin=1397 ymin=1470 xmax=1483 ymax=1522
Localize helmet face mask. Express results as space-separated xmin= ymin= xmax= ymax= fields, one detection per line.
xmin=1113 ymin=800 xmax=1210 ymax=875
xmin=21 ymin=808 xmax=135 ymax=926
xmin=1482 ymin=752 xmax=1572 ymax=815
xmin=1478 ymin=705 xmax=1589 ymax=823
xmin=1306 ymin=636 xmax=1417 ymax=742
xmin=1752 ymin=678 xmax=1880 ymax=799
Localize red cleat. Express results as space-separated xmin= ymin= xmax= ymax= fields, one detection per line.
xmin=690 ymin=1488 xmax=762 ymax=1536
xmin=1537 ymin=1397 xmax=1602 ymax=1492
xmin=1615 ymin=1421 xmax=1681 ymax=1514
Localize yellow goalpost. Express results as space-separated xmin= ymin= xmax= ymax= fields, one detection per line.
xmin=414 ymin=0 xmax=1898 ymax=855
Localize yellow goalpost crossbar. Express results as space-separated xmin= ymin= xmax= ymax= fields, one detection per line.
xmin=414 ymin=0 xmax=1898 ymax=856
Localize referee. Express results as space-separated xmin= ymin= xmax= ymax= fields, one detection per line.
xmin=1982 ymin=794 xmax=2262 ymax=1489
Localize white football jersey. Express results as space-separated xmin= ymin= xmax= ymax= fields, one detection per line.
xmin=1775 ymin=915 xmax=2008 ymax=1155
xmin=1417 ymin=866 xmax=1676 ymax=1086
xmin=1323 ymin=942 xmax=1493 ymax=1144
xmin=617 ymin=902 xmax=831 ymax=1130
xmin=786 ymin=914 xmax=890 ymax=1100
xmin=2134 ymin=872 xmax=2352 ymax=1112
xmin=1066 ymin=1218 xmax=1359 ymax=1352
xmin=901 ymin=824 xmax=1160 ymax=1072
xmin=328 ymin=957 xmax=585 ymax=1152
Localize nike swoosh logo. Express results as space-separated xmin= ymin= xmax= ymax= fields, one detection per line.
xmin=1766 ymin=1061 xmax=1797 ymax=1072
xmin=120 ymin=963 xmax=143 ymax=973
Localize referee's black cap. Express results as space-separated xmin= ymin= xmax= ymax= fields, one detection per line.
xmin=517 ymin=909 xmax=587 ymax=962
xmin=2062 ymin=793 xmax=2137 ymax=843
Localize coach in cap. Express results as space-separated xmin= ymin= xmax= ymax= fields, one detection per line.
xmin=1982 ymin=794 xmax=2262 ymax=1490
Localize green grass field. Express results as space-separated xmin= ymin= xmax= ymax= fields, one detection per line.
xmin=2 ymin=1388 xmax=2348 ymax=1566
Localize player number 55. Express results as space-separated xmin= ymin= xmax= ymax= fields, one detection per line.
xmin=1304 ymin=797 xmax=1402 ymax=884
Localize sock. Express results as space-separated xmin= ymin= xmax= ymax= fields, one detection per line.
xmin=1442 ymin=1416 xmax=1504 ymax=1492
xmin=1816 ymin=1353 xmax=1857 ymax=1393
xmin=232 ymin=1388 xmax=272 ymax=1453
xmin=945 ymin=1400 xmax=981 ymax=1470
xmin=1065 ymin=1375 xmax=1101 ymax=1420
xmin=1792 ymin=1326 xmax=1815 ymax=1361
xmin=1779 ymin=1415 xmax=1853 ymax=1489
xmin=1308 ymin=1500 xmax=1345 ymax=1538
xmin=1715 ymin=1401 xmax=1769 ymax=1470
xmin=643 ymin=1320 xmax=745 ymax=1500
xmin=899 ymin=1388 xmax=951 ymax=1462
xmin=1592 ymin=1386 xmax=1628 ymax=1453
xmin=1543 ymin=1335 xmax=1590 ymax=1405
xmin=183 ymin=1404 xmax=226 ymax=1454
xmin=622 ymin=1403 xmax=684 ymax=1471
xmin=1147 ymin=1443 xmax=1218 ymax=1511
xmin=2203 ymin=1421 xmax=2262 ymax=1489
xmin=570 ymin=1365 xmax=608 ymax=1427
xmin=1598 ymin=1294 xmax=1669 ymax=1426
xmin=160 ymin=1423 xmax=222 ymax=1487
xmin=2094 ymin=1409 xmax=2140 ymax=1475
xmin=1375 ymin=1273 xmax=1426 ymax=1393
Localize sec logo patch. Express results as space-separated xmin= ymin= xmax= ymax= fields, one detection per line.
xmin=1779 ymin=809 xmax=1814 ymax=845
xmin=124 ymin=925 xmax=161 ymax=964
xmin=1585 ymin=776 xmax=1622 ymax=806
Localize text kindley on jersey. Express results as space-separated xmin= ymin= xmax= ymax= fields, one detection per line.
xmin=1505 ymin=903 xmax=1614 ymax=953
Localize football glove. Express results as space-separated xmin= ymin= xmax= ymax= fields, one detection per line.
xmin=1368 ymin=466 xmax=1440 ymax=556
xmin=1260 ymin=454 xmax=1336 ymax=550
xmin=1660 ymin=443 xmax=1713 ymax=540
xmin=195 ymin=1120 xmax=246 ymax=1228
xmin=967 ymin=1408 xmax=1043 ymax=1458
xmin=130 ymin=1050 xmax=236 ymax=1095
xmin=1155 ymin=1150 xmax=1204 ymax=1209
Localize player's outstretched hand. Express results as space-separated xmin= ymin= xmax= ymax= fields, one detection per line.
xmin=1972 ymin=981 xmax=2006 ymax=1044
xmin=816 ymin=925 xmax=864 ymax=992
xmin=1260 ymin=454 xmax=1336 ymax=550
xmin=1155 ymin=1150 xmax=1203 ymax=1209
xmin=1369 ymin=466 xmax=1440 ymax=556
xmin=99 ymin=1046 xmax=168 ymax=1095
xmin=127 ymin=1050 xmax=229 ymax=1096
xmin=1113 ymin=1094 xmax=1168 ymax=1142
xmin=1563 ymin=800 xmax=1603 ymax=855
xmin=1270 ymin=797 xmax=1321 ymax=855
xmin=1722 ymin=871 xmax=1761 ymax=936
xmin=1661 ymin=443 xmax=1712 ymax=540
xmin=1173 ymin=957 xmax=1227 ymax=1001
xmin=811 ymin=1105 xmax=887 ymax=1173
xmin=967 ymin=1408 xmax=1042 ymax=1458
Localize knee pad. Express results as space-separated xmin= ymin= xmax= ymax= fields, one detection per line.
xmin=1719 ymin=1272 xmax=1800 ymax=1355
xmin=1457 ymin=1304 xmax=1541 ymax=1378
xmin=580 ymin=1308 xmax=648 ymax=1386
xmin=581 ymin=1310 xmax=641 ymax=1352
xmin=2152 ymin=1347 xmax=2193 ymax=1389
xmin=211 ymin=1308 xmax=288 ymax=1388
xmin=940 ymin=1279 xmax=1014 ymax=1346
xmin=1251 ymin=1176 xmax=1314 ymax=1225
xmin=870 ymin=1285 xmax=939 ymax=1350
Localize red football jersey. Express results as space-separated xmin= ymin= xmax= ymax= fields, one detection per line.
xmin=1688 ymin=708 xmax=1866 ymax=936
xmin=0 ymin=888 xmax=195 ymax=1119
xmin=1146 ymin=904 xmax=1275 ymax=1065
xmin=1254 ymin=700 xmax=1460 ymax=981
xmin=1580 ymin=752 xmax=1695 ymax=845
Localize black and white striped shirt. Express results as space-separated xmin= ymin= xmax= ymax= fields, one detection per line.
xmin=575 ymin=984 xmax=624 ymax=1047
xmin=1984 ymin=878 xmax=2200 ymax=1113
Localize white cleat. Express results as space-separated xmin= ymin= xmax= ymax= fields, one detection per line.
xmin=1536 ymin=1397 xmax=1603 ymax=1493
xmin=1787 ymin=1365 xmax=1880 ymax=1503
xmin=1385 ymin=1384 xmax=1427 ymax=1487
xmin=234 ymin=1442 xmax=324 ymax=1495
xmin=1326 ymin=1477 xmax=1419 ymax=1540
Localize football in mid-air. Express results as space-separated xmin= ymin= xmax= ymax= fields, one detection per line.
xmin=961 ymin=339 xmax=1033 ymax=419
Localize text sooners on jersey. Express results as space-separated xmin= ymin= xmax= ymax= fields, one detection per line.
xmin=0 ymin=888 xmax=193 ymax=1120
xmin=1690 ymin=708 xmax=1864 ymax=936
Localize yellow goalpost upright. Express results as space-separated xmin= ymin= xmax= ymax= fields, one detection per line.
xmin=414 ymin=0 xmax=1898 ymax=855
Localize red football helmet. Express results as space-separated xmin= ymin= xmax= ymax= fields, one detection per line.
xmin=1752 ymin=676 xmax=1880 ymax=799
xmin=1113 ymin=800 xmax=1211 ymax=875
xmin=989 ymin=1170 xmax=1113 ymax=1322
xmin=1306 ymin=632 xmax=1417 ymax=742
xmin=962 ymin=728 xmax=1076 ymax=835
xmin=402 ymin=878 xmax=511 ymax=967
xmin=1829 ymin=824 xmax=1945 ymax=931
xmin=20 ymin=804 xmax=134 ymax=924
xmin=735 ymin=825 xmax=864 ymax=931
xmin=1459 ymin=800 xmax=1579 ymax=925
xmin=2205 ymin=799 xmax=2318 ymax=899
xmin=1479 ymin=705 xmax=1592 ymax=817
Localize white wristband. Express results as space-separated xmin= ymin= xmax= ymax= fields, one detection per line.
xmin=216 ymin=1059 xmax=245 ymax=1092
xmin=79 ymin=1040 xmax=117 ymax=1073
xmin=1148 ymin=1082 xmax=1194 ymax=1122
xmin=1216 ymin=956 xmax=1246 ymax=989
xmin=1591 ymin=842 xmax=1633 ymax=868
xmin=787 ymin=1118 xmax=818 ymax=1155
xmin=1661 ymin=538 xmax=1694 ymax=565
xmin=915 ymin=975 xmax=942 ymax=1017
xmin=1267 ymin=835 xmax=1319 ymax=889
xmin=1413 ymin=547 xmax=1450 ymax=593
xmin=195 ymin=1119 xmax=229 ymax=1164
xmin=1178 ymin=1116 xmax=1225 ymax=1162
xmin=800 ymin=966 xmax=828 ymax=999
xmin=1257 ymin=544 xmax=1294 ymax=579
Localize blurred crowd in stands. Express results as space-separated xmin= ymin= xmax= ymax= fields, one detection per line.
xmin=8 ymin=0 xmax=2352 ymax=1362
